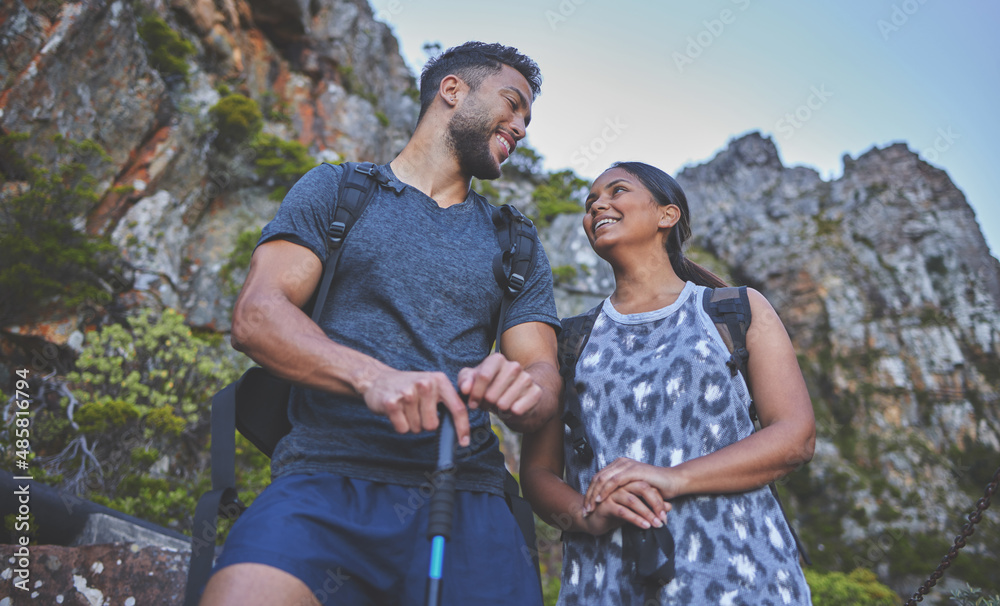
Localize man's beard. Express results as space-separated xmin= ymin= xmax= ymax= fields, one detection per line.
xmin=446 ymin=101 xmax=502 ymax=180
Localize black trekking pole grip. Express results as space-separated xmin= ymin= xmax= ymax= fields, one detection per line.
xmin=425 ymin=408 xmax=458 ymax=606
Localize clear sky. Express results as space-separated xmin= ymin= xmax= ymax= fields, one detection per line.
xmin=368 ymin=0 xmax=999 ymax=256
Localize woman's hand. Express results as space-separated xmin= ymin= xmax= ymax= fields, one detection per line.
xmin=581 ymin=480 xmax=671 ymax=536
xmin=583 ymin=457 xmax=682 ymax=517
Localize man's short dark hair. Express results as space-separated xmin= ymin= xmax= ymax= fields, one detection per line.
xmin=418 ymin=41 xmax=542 ymax=121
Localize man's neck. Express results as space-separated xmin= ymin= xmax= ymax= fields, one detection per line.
xmin=390 ymin=135 xmax=472 ymax=208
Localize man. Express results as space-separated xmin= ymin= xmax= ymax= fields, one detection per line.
xmin=200 ymin=42 xmax=561 ymax=605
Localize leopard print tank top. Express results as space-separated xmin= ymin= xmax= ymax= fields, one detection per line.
xmin=559 ymin=282 xmax=811 ymax=605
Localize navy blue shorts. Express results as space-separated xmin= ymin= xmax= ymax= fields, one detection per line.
xmin=212 ymin=473 xmax=542 ymax=605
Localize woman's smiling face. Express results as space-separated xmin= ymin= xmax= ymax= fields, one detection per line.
xmin=583 ymin=167 xmax=676 ymax=258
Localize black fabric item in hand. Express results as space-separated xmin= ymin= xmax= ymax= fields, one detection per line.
xmin=622 ymin=523 xmax=675 ymax=588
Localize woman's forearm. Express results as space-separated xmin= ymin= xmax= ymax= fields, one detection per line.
xmin=521 ymin=467 xmax=591 ymax=533
xmin=669 ymin=418 xmax=814 ymax=498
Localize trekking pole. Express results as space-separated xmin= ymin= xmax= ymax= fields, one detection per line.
xmin=425 ymin=406 xmax=458 ymax=606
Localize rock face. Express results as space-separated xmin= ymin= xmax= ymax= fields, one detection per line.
xmin=541 ymin=132 xmax=1000 ymax=595
xmin=3 ymin=0 xmax=999 ymax=600
xmin=0 ymin=543 xmax=188 ymax=605
xmin=0 ymin=0 xmax=166 ymax=185
xmin=1 ymin=0 xmax=419 ymax=334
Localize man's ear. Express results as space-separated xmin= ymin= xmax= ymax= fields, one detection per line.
xmin=658 ymin=204 xmax=681 ymax=229
xmin=439 ymin=74 xmax=466 ymax=107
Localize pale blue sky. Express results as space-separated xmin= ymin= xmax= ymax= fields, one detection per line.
xmin=369 ymin=0 xmax=999 ymax=255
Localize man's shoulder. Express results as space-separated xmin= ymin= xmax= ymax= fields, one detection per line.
xmin=281 ymin=163 xmax=343 ymax=205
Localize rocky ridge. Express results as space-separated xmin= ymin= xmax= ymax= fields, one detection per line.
xmin=542 ymin=132 xmax=1000 ymax=594
xmin=2 ymin=0 xmax=999 ymax=600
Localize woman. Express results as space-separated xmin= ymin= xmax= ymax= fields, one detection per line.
xmin=521 ymin=162 xmax=816 ymax=605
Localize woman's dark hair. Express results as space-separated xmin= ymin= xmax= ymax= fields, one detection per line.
xmin=418 ymin=41 xmax=542 ymax=121
xmin=610 ymin=161 xmax=728 ymax=288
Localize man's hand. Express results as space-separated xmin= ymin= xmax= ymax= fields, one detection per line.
xmin=363 ymin=368 xmax=471 ymax=447
xmin=460 ymin=322 xmax=560 ymax=433
xmin=457 ymin=352 xmax=542 ymax=419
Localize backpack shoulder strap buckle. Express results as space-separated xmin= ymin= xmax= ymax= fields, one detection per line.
xmin=354 ymin=162 xmax=378 ymax=177
xmin=507 ymin=272 xmax=526 ymax=294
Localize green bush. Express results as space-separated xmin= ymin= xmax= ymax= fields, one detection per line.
xmin=951 ymin=584 xmax=1000 ymax=606
xmin=251 ymin=133 xmax=316 ymax=189
xmin=0 ymin=308 xmax=251 ymax=531
xmin=137 ymin=15 xmax=195 ymax=82
xmin=503 ymin=143 xmax=545 ymax=181
xmin=805 ymin=567 xmax=901 ymax=606
xmin=0 ymin=134 xmax=119 ymax=327
xmin=220 ymin=228 xmax=262 ymax=295
xmin=551 ymin=265 xmax=578 ymax=286
xmin=68 ymin=308 xmax=238 ymax=421
xmin=531 ymin=169 xmax=587 ymax=227
xmin=472 ymin=178 xmax=500 ymax=201
xmin=210 ymin=94 xmax=264 ymax=149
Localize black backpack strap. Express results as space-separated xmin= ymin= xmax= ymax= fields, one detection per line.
xmin=184 ymin=162 xmax=389 ymax=606
xmin=485 ymin=203 xmax=544 ymax=578
xmin=702 ymin=286 xmax=755 ymax=422
xmin=502 ymin=469 xmax=540 ymax=576
xmin=309 ymin=162 xmax=391 ymax=322
xmin=184 ymin=380 xmax=245 ymax=606
xmin=701 ymin=286 xmax=811 ymax=565
xmin=769 ymin=482 xmax=812 ymax=565
xmin=491 ymin=204 xmax=537 ymax=352
xmin=557 ymin=304 xmax=602 ymax=463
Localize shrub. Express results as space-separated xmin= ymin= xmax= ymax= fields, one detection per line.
xmin=137 ymin=15 xmax=195 ymax=82
xmin=951 ymin=584 xmax=1000 ymax=606
xmin=551 ymin=265 xmax=578 ymax=286
xmin=210 ymin=94 xmax=263 ymax=149
xmin=0 ymin=134 xmax=119 ymax=327
xmin=68 ymin=308 xmax=238 ymax=421
xmin=805 ymin=567 xmax=901 ymax=606
xmin=220 ymin=228 xmax=262 ymax=295
xmin=0 ymin=308 xmax=250 ymax=532
xmin=503 ymin=143 xmax=544 ymax=181
xmin=251 ymin=133 xmax=316 ymax=189
xmin=531 ymin=170 xmax=587 ymax=227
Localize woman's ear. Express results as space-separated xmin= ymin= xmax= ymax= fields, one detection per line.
xmin=658 ymin=204 xmax=681 ymax=229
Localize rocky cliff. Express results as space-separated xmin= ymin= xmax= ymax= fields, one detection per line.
xmin=2 ymin=0 xmax=999 ymax=601
xmin=543 ymin=132 xmax=1000 ymax=595
xmin=2 ymin=0 xmax=418 ymax=336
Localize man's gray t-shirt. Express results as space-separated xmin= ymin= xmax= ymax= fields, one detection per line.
xmin=259 ymin=163 xmax=560 ymax=495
